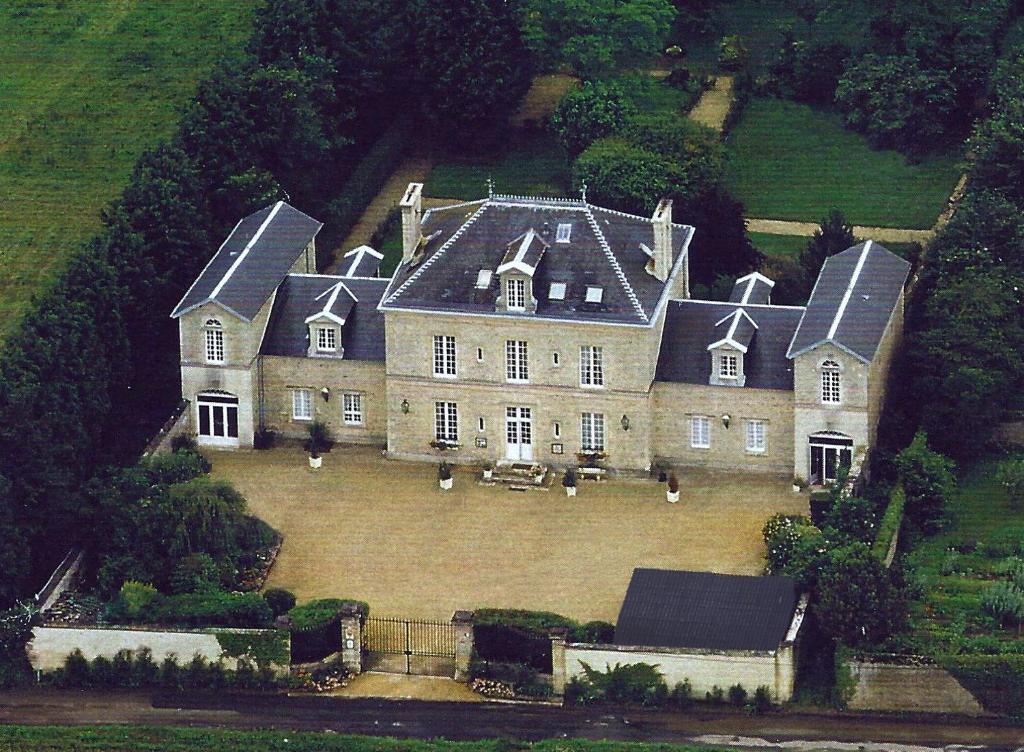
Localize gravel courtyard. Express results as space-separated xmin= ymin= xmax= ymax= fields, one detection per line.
xmin=209 ymin=446 xmax=808 ymax=622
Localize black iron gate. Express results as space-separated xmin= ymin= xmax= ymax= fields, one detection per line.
xmin=363 ymin=617 xmax=457 ymax=676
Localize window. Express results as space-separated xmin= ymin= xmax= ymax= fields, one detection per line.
xmin=434 ymin=401 xmax=459 ymax=442
xmin=719 ymin=353 xmax=738 ymax=378
xmin=433 ymin=335 xmax=457 ymax=377
xmin=476 ymin=347 xmax=483 ymax=362
xmin=553 ymin=421 xmax=561 ymax=438
xmin=506 ymin=278 xmax=526 ymax=310
xmin=821 ymin=360 xmax=841 ymax=404
xmin=585 ymin=286 xmax=604 ymax=303
xmin=746 ymin=420 xmax=766 ymax=453
xmin=204 ymin=319 xmax=224 ymax=364
xmin=317 ymin=326 xmax=337 ymax=352
xmin=580 ymin=345 xmax=604 ymax=387
xmin=548 ymin=282 xmax=566 ymax=300
xmin=476 ymin=269 xmax=493 ymax=289
xmin=690 ymin=416 xmax=710 ymax=448
xmin=506 ymin=340 xmax=529 ymax=382
xmin=552 ymin=351 xmax=560 ymax=367
xmin=581 ymin=412 xmax=605 ymax=451
xmin=342 ymin=393 xmax=363 ymax=425
xmin=292 ymin=389 xmax=313 ymax=421
xmin=556 ymin=223 xmax=572 ymax=243
xmin=478 ymin=417 xmax=486 ymax=432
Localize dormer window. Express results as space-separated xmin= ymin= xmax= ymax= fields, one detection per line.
xmin=316 ymin=326 xmax=337 ymax=352
xmin=476 ymin=269 xmax=493 ymax=289
xmin=821 ymin=360 xmax=841 ymax=404
xmin=506 ymin=278 xmax=527 ymax=311
xmin=204 ymin=319 xmax=224 ymax=364
xmin=718 ymin=354 xmax=738 ymax=379
xmin=549 ymin=282 xmax=566 ymax=301
xmin=556 ymin=223 xmax=572 ymax=243
xmin=585 ymin=286 xmax=604 ymax=304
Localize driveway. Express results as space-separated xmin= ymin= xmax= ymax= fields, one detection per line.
xmin=209 ymin=446 xmax=807 ymax=621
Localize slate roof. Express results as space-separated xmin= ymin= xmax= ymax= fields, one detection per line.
xmin=729 ymin=272 xmax=774 ymax=305
xmin=656 ymin=301 xmax=803 ymax=389
xmin=615 ymin=568 xmax=798 ymax=652
xmin=380 ymin=196 xmax=695 ymax=325
xmin=709 ymin=308 xmax=757 ymax=353
xmin=171 ymin=201 xmax=322 ymax=321
xmin=341 ymin=245 xmax=383 ymax=278
xmin=260 ymin=275 xmax=388 ymax=361
xmin=787 ymin=241 xmax=910 ymax=362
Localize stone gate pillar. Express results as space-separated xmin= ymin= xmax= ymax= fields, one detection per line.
xmin=339 ymin=603 xmax=366 ymax=675
xmin=549 ymin=627 xmax=568 ymax=696
xmin=452 ymin=610 xmax=474 ymax=682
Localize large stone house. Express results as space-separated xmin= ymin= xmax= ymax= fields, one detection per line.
xmin=171 ymin=184 xmax=909 ymax=483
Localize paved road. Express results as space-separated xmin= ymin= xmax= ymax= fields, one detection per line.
xmin=1 ymin=689 xmax=1023 ymax=750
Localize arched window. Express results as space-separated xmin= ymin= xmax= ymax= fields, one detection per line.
xmin=821 ymin=360 xmax=841 ymax=404
xmin=204 ymin=319 xmax=224 ymax=364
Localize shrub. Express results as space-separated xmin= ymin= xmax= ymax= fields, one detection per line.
xmin=997 ymin=459 xmax=1024 ymax=511
xmin=263 ymin=588 xmax=296 ymax=618
xmin=706 ymin=684 xmax=724 ymax=703
xmin=872 ymin=485 xmax=906 ymax=560
xmin=981 ymin=581 xmax=1024 ymax=630
xmin=287 ymin=599 xmax=367 ymax=631
xmin=752 ymin=685 xmax=774 ymax=714
xmin=438 ymin=461 xmax=452 ymax=481
xmin=170 ymin=434 xmax=199 ymax=453
xmin=551 ymin=80 xmax=638 ymax=158
xmin=727 ymin=683 xmax=747 ymax=706
xmin=169 ymin=553 xmax=222 ymax=594
xmin=253 ymin=428 xmax=276 ymax=450
xmin=473 ymin=608 xmax=579 ymax=671
xmin=571 ymin=621 xmax=615 ymax=644
xmin=142 ymin=449 xmax=211 ymax=485
xmin=718 ymin=35 xmax=749 ymax=72
xmin=895 ymin=432 xmax=957 ymax=536
xmin=669 ymin=679 xmax=693 ymax=710
xmin=667 ymin=473 xmax=679 ymax=494
xmin=117 ymin=581 xmax=158 ymax=620
xmin=562 ymin=468 xmax=577 ymax=488
xmin=62 ymin=650 xmax=91 ymax=688
xmin=578 ymin=661 xmax=668 ymax=706
xmin=762 ymin=513 xmax=814 ymax=570
xmin=145 ymin=591 xmax=274 ymax=628
xmin=306 ymin=421 xmax=333 ymax=455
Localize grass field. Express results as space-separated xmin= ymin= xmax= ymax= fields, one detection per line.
xmin=726 ymin=98 xmax=962 ymax=229
xmin=902 ymin=453 xmax=1024 ymax=654
xmin=749 ymin=232 xmax=920 ymax=262
xmin=0 ymin=727 xmax=721 ymax=752
xmin=0 ymin=0 xmax=256 ymax=342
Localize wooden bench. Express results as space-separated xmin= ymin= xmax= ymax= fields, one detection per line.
xmin=578 ymin=466 xmax=606 ymax=481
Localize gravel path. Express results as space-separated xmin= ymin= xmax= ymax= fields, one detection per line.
xmin=688 ymin=75 xmax=734 ymax=132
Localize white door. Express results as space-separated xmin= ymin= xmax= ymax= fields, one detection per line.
xmin=197 ymin=393 xmax=239 ymax=446
xmin=505 ymin=406 xmax=533 ymax=461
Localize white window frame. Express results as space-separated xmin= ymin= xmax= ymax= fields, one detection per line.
xmin=552 ymin=351 xmax=560 ymax=367
xmin=821 ymin=360 xmax=841 ymax=404
xmin=433 ymin=335 xmax=457 ymax=378
xmin=580 ymin=345 xmax=604 ymax=387
xmin=342 ymin=392 xmax=363 ymax=425
xmin=204 ymin=320 xmax=224 ymax=364
xmin=690 ymin=415 xmax=710 ymax=449
xmin=478 ymin=416 xmax=486 ymax=432
xmin=505 ymin=340 xmax=529 ymax=383
xmin=506 ymin=278 xmax=526 ymax=311
xmin=553 ymin=421 xmax=561 ymax=438
xmin=580 ymin=412 xmax=605 ymax=452
xmin=434 ymin=401 xmax=459 ymax=443
xmin=476 ymin=347 xmax=484 ymax=363
xmin=746 ymin=419 xmax=766 ymax=453
xmin=719 ymin=353 xmax=738 ymax=379
xmin=556 ymin=223 xmax=572 ymax=243
xmin=317 ymin=326 xmax=337 ymax=352
xmin=292 ymin=388 xmax=313 ymax=421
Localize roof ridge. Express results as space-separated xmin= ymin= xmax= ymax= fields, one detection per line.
xmin=385 ymin=202 xmax=490 ymax=305
xmin=492 ymin=193 xmax=585 ymax=206
xmin=827 ymin=240 xmax=872 ymax=341
xmin=421 ymin=198 xmax=488 ymax=225
xmin=582 ymin=205 xmax=648 ymax=322
xmin=209 ymin=201 xmax=284 ymax=301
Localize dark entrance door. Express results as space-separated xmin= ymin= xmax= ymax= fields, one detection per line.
xmin=809 ymin=434 xmax=853 ymax=483
xmin=363 ymin=617 xmax=457 ymax=676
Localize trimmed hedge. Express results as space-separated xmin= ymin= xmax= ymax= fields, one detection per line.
xmin=872 ymin=484 xmax=906 ymax=561
xmin=288 ymin=598 xmax=368 ymax=664
xmin=287 ymin=599 xmax=368 ymax=631
xmin=472 ymin=609 xmax=615 ymax=672
xmin=940 ymin=653 xmax=1024 ymax=718
xmin=146 ymin=591 xmax=273 ymax=629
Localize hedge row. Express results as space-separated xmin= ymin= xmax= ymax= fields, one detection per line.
xmin=871 ymin=484 xmax=906 ymax=562
xmin=473 ymin=609 xmax=614 ymax=672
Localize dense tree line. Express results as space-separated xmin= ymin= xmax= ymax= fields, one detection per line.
xmin=0 ymin=0 xmax=535 ymax=608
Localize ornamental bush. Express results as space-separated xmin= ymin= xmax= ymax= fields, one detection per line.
xmin=263 ymin=588 xmax=296 ymax=618
xmin=996 ymin=459 xmax=1024 ymax=511
xmin=575 ymin=661 xmax=668 ymax=706
xmin=981 ymin=581 xmax=1024 ymax=630
xmin=551 ymin=80 xmax=638 ymax=158
xmin=895 ymin=432 xmax=957 ymax=536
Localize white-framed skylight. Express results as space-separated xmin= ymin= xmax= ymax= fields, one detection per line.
xmin=556 ymin=223 xmax=572 ymax=243
xmin=585 ymin=286 xmax=604 ymax=303
xmin=548 ymin=282 xmax=567 ymax=300
xmin=475 ymin=269 xmax=493 ymax=289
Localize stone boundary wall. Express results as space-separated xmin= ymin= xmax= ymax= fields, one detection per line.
xmin=142 ymin=399 xmax=191 ymax=457
xmin=28 ymin=625 xmax=290 ymax=677
xmin=33 ymin=548 xmax=83 ymax=613
xmin=846 ymin=659 xmax=990 ymax=716
xmin=562 ymin=642 xmax=794 ymax=701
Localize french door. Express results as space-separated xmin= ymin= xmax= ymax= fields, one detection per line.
xmin=809 ymin=436 xmax=852 ymax=483
xmin=505 ymin=406 xmax=533 ymax=461
xmin=197 ymin=392 xmax=239 ymax=446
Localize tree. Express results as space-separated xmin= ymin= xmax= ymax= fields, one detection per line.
xmin=894 ymin=432 xmax=957 ymax=535
xmin=0 ymin=477 xmax=29 ymax=609
xmin=551 ymin=80 xmax=638 ymax=158
xmin=409 ymin=0 xmax=533 ymax=141
xmin=798 ymin=209 xmax=855 ymax=299
xmin=835 ymin=54 xmax=957 ymax=154
xmin=997 ymin=459 xmax=1024 ymax=511
xmin=521 ymin=0 xmax=675 ymax=80
xmin=770 ymin=32 xmax=850 ymax=105
xmin=923 ymin=189 xmax=1024 ymax=283
xmin=813 ymin=543 xmax=908 ymax=647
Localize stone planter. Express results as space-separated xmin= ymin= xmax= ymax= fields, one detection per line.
xmin=792 ymin=484 xmax=802 ymax=493
xmin=483 ymin=469 xmax=493 ymax=480
xmin=439 ymin=477 xmax=453 ymax=490
xmin=565 ymin=486 xmax=577 ymax=497
xmin=666 ymin=490 xmax=679 ymax=503
xmin=309 ymin=455 xmax=322 ymax=469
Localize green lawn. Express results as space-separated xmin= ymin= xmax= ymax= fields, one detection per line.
xmin=901 ymin=453 xmax=1024 ymax=654
xmin=726 ymin=98 xmax=962 ymax=229
xmin=0 ymin=726 xmax=723 ymax=752
xmin=425 ymin=132 xmax=571 ymax=201
xmin=0 ymin=0 xmax=256 ymax=342
xmin=749 ymin=232 xmax=919 ymax=262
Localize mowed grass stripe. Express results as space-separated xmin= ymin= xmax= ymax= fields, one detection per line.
xmin=726 ymin=97 xmax=962 ymax=230
xmin=0 ymin=0 xmax=257 ymax=341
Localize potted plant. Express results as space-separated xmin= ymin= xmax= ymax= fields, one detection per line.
xmin=666 ymin=473 xmax=680 ymax=503
xmin=438 ymin=461 xmax=453 ymax=490
xmin=309 ymin=448 xmax=322 ymax=469
xmin=792 ymin=476 xmax=807 ymax=493
xmin=306 ymin=420 xmax=333 ymax=468
xmin=482 ymin=461 xmax=493 ymax=481
xmin=562 ymin=468 xmax=577 ymax=497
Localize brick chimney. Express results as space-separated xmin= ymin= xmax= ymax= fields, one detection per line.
xmin=400 ymin=182 xmax=423 ymax=264
xmin=652 ymin=198 xmax=673 ymax=282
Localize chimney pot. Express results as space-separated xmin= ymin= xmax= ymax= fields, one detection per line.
xmin=400 ymin=183 xmax=424 ymax=264
xmin=652 ymin=198 xmax=673 ymax=282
